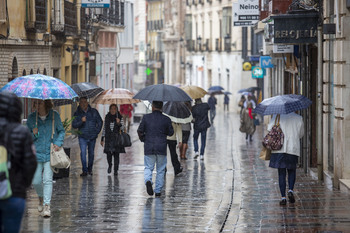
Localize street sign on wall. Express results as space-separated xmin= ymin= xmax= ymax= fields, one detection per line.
xmin=273 ymin=44 xmax=294 ymax=53
xmin=233 ymin=0 xmax=259 ymax=27
xmin=82 ymin=0 xmax=110 ymax=8
xmin=260 ymin=56 xmax=274 ymax=68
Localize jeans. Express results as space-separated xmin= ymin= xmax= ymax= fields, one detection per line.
xmin=210 ymin=109 xmax=216 ymax=124
xmin=167 ymin=140 xmax=181 ymax=173
xmin=0 ymin=197 xmax=25 ymax=233
xmin=79 ymin=137 xmax=96 ymax=173
xmin=107 ymin=152 xmax=120 ymax=173
xmin=144 ymin=154 xmax=167 ymax=193
xmin=32 ymin=161 xmax=53 ymax=205
xmin=193 ymin=129 xmax=207 ymax=155
xmin=278 ymin=168 xmax=296 ymax=197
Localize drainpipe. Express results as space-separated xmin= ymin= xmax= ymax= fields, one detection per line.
xmin=317 ymin=26 xmax=324 ymax=181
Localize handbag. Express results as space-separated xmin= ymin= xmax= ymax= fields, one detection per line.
xmin=259 ymin=146 xmax=271 ymax=160
xmin=262 ymin=114 xmax=284 ymax=150
xmin=50 ymin=113 xmax=71 ymax=173
xmin=117 ymin=130 xmax=132 ymax=147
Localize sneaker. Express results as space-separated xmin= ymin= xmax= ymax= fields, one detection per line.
xmin=42 ymin=204 xmax=51 ymax=217
xmin=288 ymin=191 xmax=295 ymax=203
xmin=80 ymin=172 xmax=87 ymax=177
xmin=38 ymin=197 xmax=43 ymax=212
xmin=146 ymin=181 xmax=154 ymax=196
xmin=279 ymin=198 xmax=287 ymax=206
xmin=200 ymin=155 xmax=204 ymax=160
xmin=194 ymin=152 xmax=199 ymax=159
xmin=155 ymin=193 xmax=161 ymax=197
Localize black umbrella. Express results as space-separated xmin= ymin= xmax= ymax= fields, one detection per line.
xmin=71 ymin=82 xmax=104 ymax=99
xmin=162 ymin=101 xmax=193 ymax=124
xmin=133 ymin=84 xmax=192 ymax=102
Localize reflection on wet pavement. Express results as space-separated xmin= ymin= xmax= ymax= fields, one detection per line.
xmin=21 ymin=111 xmax=350 ymax=232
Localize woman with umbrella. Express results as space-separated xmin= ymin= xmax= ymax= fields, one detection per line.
xmin=100 ymin=104 xmax=125 ymax=176
xmin=27 ymin=100 xmax=65 ymax=218
xmin=239 ymin=102 xmax=256 ymax=141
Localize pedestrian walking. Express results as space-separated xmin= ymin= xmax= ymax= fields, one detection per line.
xmin=137 ymin=101 xmax=174 ymax=197
xmin=244 ymin=93 xmax=256 ymax=109
xmin=72 ymin=97 xmax=103 ymax=177
xmin=27 ymin=99 xmax=65 ymax=218
xmin=239 ymin=102 xmax=256 ymax=141
xmin=191 ymin=98 xmax=211 ymax=160
xmin=167 ymin=122 xmax=183 ymax=176
xmin=238 ymin=95 xmax=246 ymax=116
xmin=179 ymin=101 xmax=192 ymax=160
xmin=100 ymin=104 xmax=125 ymax=176
xmin=224 ymin=94 xmax=230 ymax=111
xmin=0 ymin=91 xmax=37 ymax=232
xmin=120 ymin=104 xmax=133 ymax=133
xmin=207 ymin=94 xmax=217 ymax=124
xmin=268 ymin=113 xmax=304 ymax=205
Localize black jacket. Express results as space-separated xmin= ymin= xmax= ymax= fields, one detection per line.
xmin=72 ymin=105 xmax=103 ymax=140
xmin=102 ymin=112 xmax=125 ymax=154
xmin=137 ymin=110 xmax=174 ymax=155
xmin=192 ymin=103 xmax=211 ymax=131
xmin=0 ymin=119 xmax=37 ymax=199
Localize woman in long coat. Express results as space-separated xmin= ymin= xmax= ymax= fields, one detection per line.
xmin=239 ymin=102 xmax=256 ymax=141
xmin=100 ymin=104 xmax=125 ymax=175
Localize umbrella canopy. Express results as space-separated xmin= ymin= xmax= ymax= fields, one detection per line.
xmin=253 ymin=94 xmax=312 ymax=115
xmin=133 ymin=84 xmax=192 ymax=102
xmin=181 ymin=85 xmax=207 ymax=99
xmin=238 ymin=86 xmax=261 ymax=93
xmin=208 ymin=85 xmax=224 ymax=92
xmin=224 ymin=91 xmax=232 ymax=95
xmin=0 ymin=74 xmax=78 ymax=103
xmin=71 ymin=82 xmax=104 ymax=99
xmin=92 ymin=88 xmax=140 ymax=105
xmin=162 ymin=101 xmax=193 ymax=124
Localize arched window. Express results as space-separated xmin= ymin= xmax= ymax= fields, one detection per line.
xmin=37 ymin=68 xmax=40 ymax=74
xmin=9 ymin=57 xmax=18 ymax=82
xmin=30 ymin=69 xmax=34 ymax=74
xmin=43 ymin=68 xmax=47 ymax=75
xmin=22 ymin=69 xmax=26 ymax=76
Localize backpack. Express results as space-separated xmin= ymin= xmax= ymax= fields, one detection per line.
xmin=262 ymin=114 xmax=284 ymax=150
xmin=0 ymin=124 xmax=17 ymax=200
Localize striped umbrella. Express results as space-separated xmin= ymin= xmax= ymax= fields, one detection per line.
xmin=92 ymin=88 xmax=140 ymax=105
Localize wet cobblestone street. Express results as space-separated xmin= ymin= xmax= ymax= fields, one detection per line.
xmin=20 ymin=111 xmax=350 ymax=233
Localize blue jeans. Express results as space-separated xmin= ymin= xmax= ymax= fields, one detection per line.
xmin=210 ymin=109 xmax=216 ymax=123
xmin=79 ymin=137 xmax=96 ymax=173
xmin=144 ymin=155 xmax=167 ymax=193
xmin=193 ymin=129 xmax=207 ymax=155
xmin=32 ymin=161 xmax=53 ymax=205
xmin=0 ymin=197 xmax=25 ymax=233
xmin=278 ymin=168 xmax=296 ymax=197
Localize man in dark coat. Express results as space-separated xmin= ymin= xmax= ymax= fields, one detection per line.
xmin=137 ymin=101 xmax=174 ymax=197
xmin=72 ymin=97 xmax=103 ymax=176
xmin=192 ymin=98 xmax=211 ymax=160
xmin=0 ymin=91 xmax=37 ymax=233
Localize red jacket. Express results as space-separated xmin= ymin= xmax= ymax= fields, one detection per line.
xmin=120 ymin=104 xmax=133 ymax=118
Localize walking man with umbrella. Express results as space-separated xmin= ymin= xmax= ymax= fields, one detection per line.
xmin=137 ymin=101 xmax=174 ymax=197
xmin=72 ymin=97 xmax=103 ymax=176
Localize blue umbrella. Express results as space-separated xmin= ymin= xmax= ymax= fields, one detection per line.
xmin=238 ymin=87 xmax=261 ymax=93
xmin=253 ymin=94 xmax=312 ymax=115
xmin=208 ymin=85 xmax=224 ymax=92
xmin=133 ymin=84 xmax=192 ymax=102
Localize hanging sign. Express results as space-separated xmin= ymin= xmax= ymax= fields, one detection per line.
xmin=252 ymin=66 xmax=264 ymax=78
xmin=233 ymin=0 xmax=259 ymax=27
xmin=273 ymin=44 xmax=294 ymax=53
xmin=82 ymin=0 xmax=110 ymax=8
xmin=260 ymin=56 xmax=274 ymax=68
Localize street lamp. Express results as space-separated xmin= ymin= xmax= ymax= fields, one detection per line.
xmin=197 ymin=36 xmax=202 ymax=51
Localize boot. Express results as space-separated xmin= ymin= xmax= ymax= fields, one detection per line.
xmin=38 ymin=197 xmax=43 ymax=212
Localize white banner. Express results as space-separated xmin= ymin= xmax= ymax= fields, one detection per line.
xmin=273 ymin=45 xmax=294 ymax=53
xmin=233 ymin=0 xmax=259 ymax=27
xmin=82 ymin=0 xmax=110 ymax=8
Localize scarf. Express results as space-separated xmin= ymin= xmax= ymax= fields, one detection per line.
xmin=248 ymin=108 xmax=253 ymax=119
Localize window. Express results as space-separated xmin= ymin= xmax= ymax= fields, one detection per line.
xmin=222 ymin=7 xmax=232 ymax=38
xmin=185 ymin=14 xmax=192 ymax=40
xmin=0 ymin=0 xmax=7 ymax=23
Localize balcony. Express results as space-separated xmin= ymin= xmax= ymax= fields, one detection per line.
xmin=98 ymin=0 xmax=125 ymax=26
xmin=80 ymin=8 xmax=88 ymax=39
xmin=224 ymin=35 xmax=231 ymax=52
xmin=24 ymin=0 xmax=47 ymax=33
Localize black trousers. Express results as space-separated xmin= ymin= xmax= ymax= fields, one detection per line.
xmin=107 ymin=152 xmax=120 ymax=173
xmin=167 ymin=140 xmax=181 ymax=173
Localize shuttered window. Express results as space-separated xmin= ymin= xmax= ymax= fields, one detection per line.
xmin=0 ymin=0 xmax=7 ymax=23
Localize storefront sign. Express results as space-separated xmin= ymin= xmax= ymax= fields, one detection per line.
xmin=82 ymin=0 xmax=110 ymax=8
xmin=260 ymin=56 xmax=274 ymax=68
xmin=252 ymin=66 xmax=264 ymax=78
xmin=272 ymin=13 xmax=318 ymax=44
xmin=273 ymin=44 xmax=294 ymax=53
xmin=233 ymin=0 xmax=259 ymax=27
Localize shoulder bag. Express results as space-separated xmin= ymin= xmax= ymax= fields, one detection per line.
xmin=262 ymin=114 xmax=284 ymax=150
xmin=50 ymin=112 xmax=71 ymax=173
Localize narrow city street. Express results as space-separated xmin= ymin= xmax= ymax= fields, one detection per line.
xmin=21 ymin=110 xmax=350 ymax=233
